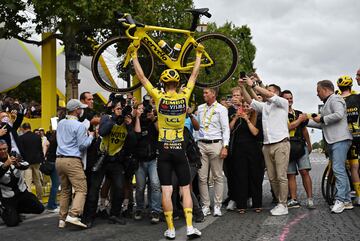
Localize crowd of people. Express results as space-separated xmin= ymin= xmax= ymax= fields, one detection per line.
xmin=1 ymin=56 xmax=360 ymax=239
xmin=0 ymin=95 xmax=41 ymax=118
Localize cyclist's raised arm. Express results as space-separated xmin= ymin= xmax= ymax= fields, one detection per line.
xmin=128 ymin=43 xmax=152 ymax=88
xmin=187 ymin=44 xmax=204 ymax=88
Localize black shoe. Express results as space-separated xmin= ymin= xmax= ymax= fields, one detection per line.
xmin=97 ymin=209 xmax=109 ymax=219
xmin=150 ymin=211 xmax=160 ymax=224
xmin=194 ymin=211 xmax=205 ymax=223
xmin=85 ymin=219 xmax=94 ymax=229
xmin=134 ymin=210 xmax=143 ymax=221
xmin=108 ymin=215 xmax=126 ymax=225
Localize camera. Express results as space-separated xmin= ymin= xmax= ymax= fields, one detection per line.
xmin=10 ymin=151 xmax=29 ymax=169
xmin=142 ymin=95 xmax=153 ymax=117
xmin=109 ymin=93 xmax=127 ymax=107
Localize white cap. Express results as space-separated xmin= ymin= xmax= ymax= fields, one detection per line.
xmin=66 ymin=99 xmax=88 ymax=111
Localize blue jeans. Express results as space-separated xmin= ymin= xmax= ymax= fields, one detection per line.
xmin=328 ymin=140 xmax=352 ymax=202
xmin=47 ymin=167 xmax=60 ymax=210
xmin=135 ymin=160 xmax=161 ymax=212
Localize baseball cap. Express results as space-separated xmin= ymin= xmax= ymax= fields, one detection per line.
xmin=66 ymin=99 xmax=88 ymax=111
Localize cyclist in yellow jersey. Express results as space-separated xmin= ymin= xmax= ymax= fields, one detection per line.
xmin=128 ymin=43 xmax=203 ymax=239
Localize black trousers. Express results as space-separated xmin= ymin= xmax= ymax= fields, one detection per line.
xmin=83 ymin=161 xmax=125 ymax=220
xmin=232 ymin=143 xmax=265 ymax=209
xmin=1 ymin=190 xmax=44 ymax=227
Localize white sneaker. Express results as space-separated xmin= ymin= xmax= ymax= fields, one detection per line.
xmin=58 ymin=220 xmax=66 ymax=228
xmin=331 ymin=200 xmax=345 ymax=214
xmin=65 ymin=215 xmax=87 ymax=228
xmin=202 ymin=206 xmax=211 ymax=217
xmin=187 ymin=226 xmax=201 ymax=239
xmin=48 ymin=207 xmax=60 ymax=213
xmin=344 ymin=201 xmax=354 ymax=210
xmin=226 ymin=200 xmax=236 ymax=211
xmin=213 ymin=205 xmax=222 ymax=217
xmin=271 ymin=204 xmax=288 ymax=216
xmin=164 ymin=229 xmax=176 ymax=240
xmin=306 ymin=198 xmax=315 ymax=209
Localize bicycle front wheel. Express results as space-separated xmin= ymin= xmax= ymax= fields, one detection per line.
xmin=92 ymin=36 xmax=154 ymax=93
xmin=181 ymin=33 xmax=239 ymax=88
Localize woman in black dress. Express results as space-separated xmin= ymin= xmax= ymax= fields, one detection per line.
xmin=228 ymin=101 xmax=265 ymax=213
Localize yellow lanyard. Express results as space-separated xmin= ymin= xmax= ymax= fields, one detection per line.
xmin=202 ymin=102 xmax=218 ymax=131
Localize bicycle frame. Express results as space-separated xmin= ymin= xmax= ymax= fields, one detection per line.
xmin=122 ymin=24 xmax=214 ymax=73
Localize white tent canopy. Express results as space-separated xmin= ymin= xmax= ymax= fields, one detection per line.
xmin=0 ymin=38 xmax=110 ymax=100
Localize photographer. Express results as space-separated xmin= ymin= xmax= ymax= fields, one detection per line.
xmin=0 ymin=109 xmax=24 ymax=157
xmin=133 ymin=97 xmax=161 ymax=224
xmin=0 ymin=140 xmax=44 ymax=227
xmin=83 ymin=100 xmax=140 ymax=228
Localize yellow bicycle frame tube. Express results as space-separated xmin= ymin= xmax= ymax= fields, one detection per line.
xmin=122 ymin=24 xmax=214 ymax=73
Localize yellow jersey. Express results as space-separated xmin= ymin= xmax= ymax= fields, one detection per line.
xmin=144 ymin=81 xmax=194 ymax=143
xmin=100 ymin=122 xmax=128 ymax=156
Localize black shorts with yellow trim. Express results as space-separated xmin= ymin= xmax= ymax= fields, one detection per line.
xmin=157 ymin=141 xmax=191 ymax=187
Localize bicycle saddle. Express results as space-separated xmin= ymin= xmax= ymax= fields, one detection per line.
xmin=185 ymin=8 xmax=212 ymax=18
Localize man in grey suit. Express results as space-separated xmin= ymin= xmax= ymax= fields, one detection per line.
xmin=308 ymin=80 xmax=353 ymax=214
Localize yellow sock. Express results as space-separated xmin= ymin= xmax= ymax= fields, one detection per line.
xmin=164 ymin=211 xmax=174 ymax=230
xmin=353 ymin=182 xmax=360 ymax=197
xmin=184 ymin=208 xmax=193 ymax=228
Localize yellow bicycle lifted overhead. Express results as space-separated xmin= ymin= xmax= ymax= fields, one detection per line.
xmin=91 ymin=8 xmax=239 ymax=93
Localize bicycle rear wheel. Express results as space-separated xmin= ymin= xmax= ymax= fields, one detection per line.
xmin=181 ymin=33 xmax=239 ymax=88
xmin=92 ymin=36 xmax=154 ymax=93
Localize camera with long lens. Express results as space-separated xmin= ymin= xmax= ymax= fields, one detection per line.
xmin=92 ymin=151 xmax=107 ymax=172
xmin=142 ymin=95 xmax=153 ymax=118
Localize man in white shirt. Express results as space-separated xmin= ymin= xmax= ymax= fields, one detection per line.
xmin=241 ymin=76 xmax=290 ymax=216
xmin=196 ymin=88 xmax=230 ymax=217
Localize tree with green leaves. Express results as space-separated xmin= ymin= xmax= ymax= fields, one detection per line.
xmin=1 ymin=1 xmax=255 ymax=103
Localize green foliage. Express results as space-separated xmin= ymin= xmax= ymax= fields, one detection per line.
xmin=5 ymin=76 xmax=41 ymax=103
xmin=0 ymin=0 xmax=28 ymax=39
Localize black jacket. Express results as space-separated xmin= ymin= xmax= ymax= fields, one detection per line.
xmin=18 ymin=131 xmax=45 ymax=165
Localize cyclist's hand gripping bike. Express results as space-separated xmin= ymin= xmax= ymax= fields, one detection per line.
xmin=91 ymin=8 xmax=239 ymax=93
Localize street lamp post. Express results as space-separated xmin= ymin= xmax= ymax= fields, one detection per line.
xmin=65 ymin=47 xmax=81 ymax=100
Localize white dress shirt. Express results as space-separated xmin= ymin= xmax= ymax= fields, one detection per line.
xmin=251 ymin=95 xmax=289 ymax=144
xmin=197 ymin=101 xmax=230 ymax=146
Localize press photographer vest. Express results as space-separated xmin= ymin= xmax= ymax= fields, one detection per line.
xmin=100 ymin=123 xmax=128 ymax=156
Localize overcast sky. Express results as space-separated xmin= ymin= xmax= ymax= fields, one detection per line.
xmin=194 ymin=0 xmax=360 ymax=142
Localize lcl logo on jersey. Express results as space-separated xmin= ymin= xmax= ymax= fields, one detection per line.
xmin=166 ymin=117 xmax=180 ymax=123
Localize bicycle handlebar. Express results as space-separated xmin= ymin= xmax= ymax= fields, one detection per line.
xmin=117 ymin=13 xmax=139 ymax=40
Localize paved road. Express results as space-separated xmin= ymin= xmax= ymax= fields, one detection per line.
xmin=1 ymin=153 xmax=360 ymax=241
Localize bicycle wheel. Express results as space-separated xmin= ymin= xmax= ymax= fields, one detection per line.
xmin=181 ymin=33 xmax=239 ymax=88
xmin=321 ymin=164 xmax=329 ymax=200
xmin=325 ymin=168 xmax=336 ymax=205
xmin=92 ymin=36 xmax=154 ymax=93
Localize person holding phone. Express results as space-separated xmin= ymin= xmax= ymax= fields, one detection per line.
xmin=241 ymin=76 xmax=290 ymax=216
xmin=227 ymin=98 xmax=264 ymax=213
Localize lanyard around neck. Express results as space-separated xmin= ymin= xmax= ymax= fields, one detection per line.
xmin=202 ymin=102 xmax=218 ymax=130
